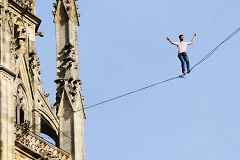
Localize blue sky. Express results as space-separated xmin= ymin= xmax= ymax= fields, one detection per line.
xmin=36 ymin=0 xmax=240 ymax=159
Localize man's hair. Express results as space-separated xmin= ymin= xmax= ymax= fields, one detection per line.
xmin=179 ymin=35 xmax=184 ymax=39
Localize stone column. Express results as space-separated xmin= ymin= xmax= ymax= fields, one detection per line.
xmin=0 ymin=2 xmax=16 ymax=159
xmin=73 ymin=109 xmax=85 ymax=160
xmin=0 ymin=68 xmax=15 ymax=160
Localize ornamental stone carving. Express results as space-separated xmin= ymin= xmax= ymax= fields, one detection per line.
xmin=54 ymin=77 xmax=82 ymax=111
xmin=66 ymin=77 xmax=82 ymax=103
xmin=13 ymin=0 xmax=34 ymax=13
xmin=29 ymin=51 xmax=41 ymax=79
xmin=15 ymin=152 xmax=32 ymax=160
xmin=15 ymin=86 xmax=28 ymax=111
xmin=57 ymin=43 xmax=77 ymax=78
xmin=14 ymin=18 xmax=27 ymax=57
xmin=15 ymin=124 xmax=70 ymax=160
xmin=53 ymin=0 xmax=79 ymax=25
xmin=0 ymin=70 xmax=14 ymax=82
xmin=54 ymin=79 xmax=65 ymax=110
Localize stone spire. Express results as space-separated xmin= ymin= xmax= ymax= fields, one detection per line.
xmin=53 ymin=0 xmax=85 ymax=160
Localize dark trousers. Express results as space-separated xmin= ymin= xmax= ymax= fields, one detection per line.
xmin=178 ymin=53 xmax=190 ymax=73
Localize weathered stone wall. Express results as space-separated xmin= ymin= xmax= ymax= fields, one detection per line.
xmin=0 ymin=0 xmax=85 ymax=159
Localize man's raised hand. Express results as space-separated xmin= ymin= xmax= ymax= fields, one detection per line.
xmin=166 ymin=37 xmax=170 ymax=41
xmin=191 ymin=34 xmax=197 ymax=44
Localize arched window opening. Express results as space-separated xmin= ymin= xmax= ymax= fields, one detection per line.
xmin=40 ymin=133 xmax=56 ymax=146
xmin=15 ymin=85 xmax=28 ymax=125
xmin=16 ymin=107 xmax=25 ymax=125
xmin=41 ymin=116 xmax=59 ymax=147
xmin=16 ymin=107 xmax=18 ymax=124
xmin=20 ymin=108 xmax=24 ymax=124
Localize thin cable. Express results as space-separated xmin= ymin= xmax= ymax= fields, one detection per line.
xmin=84 ymin=75 xmax=183 ymax=110
xmin=23 ymin=26 xmax=240 ymax=146
xmin=31 ymin=109 xmax=72 ymax=140
xmin=30 ymin=26 xmax=240 ymax=121
xmin=76 ymin=26 xmax=240 ymax=112
xmin=190 ymin=26 xmax=240 ymax=71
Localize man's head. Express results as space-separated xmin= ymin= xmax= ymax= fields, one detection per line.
xmin=179 ymin=35 xmax=184 ymax=41
xmin=25 ymin=120 xmax=30 ymax=124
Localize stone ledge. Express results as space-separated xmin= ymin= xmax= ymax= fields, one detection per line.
xmin=8 ymin=0 xmax=41 ymax=32
xmin=0 ymin=65 xmax=16 ymax=77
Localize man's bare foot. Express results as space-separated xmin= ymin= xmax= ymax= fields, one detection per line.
xmin=183 ymin=72 xmax=187 ymax=75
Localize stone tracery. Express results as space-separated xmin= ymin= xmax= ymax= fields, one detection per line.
xmin=15 ymin=86 xmax=28 ymax=111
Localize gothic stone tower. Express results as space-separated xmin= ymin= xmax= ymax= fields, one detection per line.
xmin=53 ymin=0 xmax=85 ymax=159
xmin=0 ymin=0 xmax=85 ymax=159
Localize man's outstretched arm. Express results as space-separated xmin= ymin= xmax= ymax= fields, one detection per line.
xmin=166 ymin=37 xmax=177 ymax=45
xmin=190 ymin=34 xmax=197 ymax=44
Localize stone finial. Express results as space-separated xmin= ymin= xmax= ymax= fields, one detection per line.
xmin=53 ymin=0 xmax=80 ymax=25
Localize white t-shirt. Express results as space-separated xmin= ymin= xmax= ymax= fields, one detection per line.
xmin=173 ymin=41 xmax=192 ymax=53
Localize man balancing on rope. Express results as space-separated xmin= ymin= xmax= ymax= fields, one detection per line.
xmin=167 ymin=34 xmax=196 ymax=75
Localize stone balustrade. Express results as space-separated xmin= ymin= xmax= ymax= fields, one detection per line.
xmin=15 ymin=124 xmax=70 ymax=160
